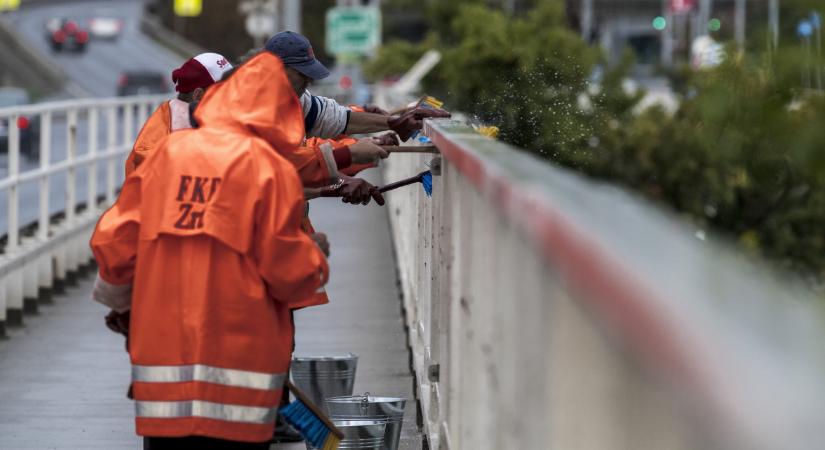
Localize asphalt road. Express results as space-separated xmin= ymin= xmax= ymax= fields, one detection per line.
xmin=0 ymin=111 xmax=139 ymax=235
xmin=0 ymin=0 xmax=185 ymax=235
xmin=3 ymin=0 xmax=182 ymax=98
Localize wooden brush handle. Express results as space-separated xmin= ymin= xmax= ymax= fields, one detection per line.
xmin=378 ymin=172 xmax=426 ymax=193
xmin=381 ymin=145 xmax=438 ymax=154
xmin=285 ymin=380 xmax=345 ymax=439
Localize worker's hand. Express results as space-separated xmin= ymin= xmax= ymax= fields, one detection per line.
xmin=349 ymin=138 xmax=389 ymax=164
xmin=388 ymin=107 xmax=452 ymax=141
xmin=362 ymin=104 xmax=390 ymax=115
xmin=105 ymin=309 xmax=130 ymax=337
xmin=311 ymin=232 xmax=330 ymax=257
xmin=335 ymin=175 xmax=385 ymax=206
xmin=372 ymin=133 xmax=400 ymax=147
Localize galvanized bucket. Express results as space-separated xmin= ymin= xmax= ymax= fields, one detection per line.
xmin=291 ymin=354 xmax=358 ymax=408
xmin=305 ymin=419 xmax=386 ymax=450
xmin=325 ymin=394 xmax=406 ymax=450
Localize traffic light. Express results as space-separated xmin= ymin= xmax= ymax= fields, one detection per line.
xmin=0 ymin=0 xmax=21 ymax=12
xmin=174 ymin=0 xmax=202 ymax=17
xmin=653 ymin=16 xmax=667 ymax=31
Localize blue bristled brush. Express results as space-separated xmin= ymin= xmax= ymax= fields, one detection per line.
xmin=379 ymin=170 xmax=433 ymax=197
xmin=280 ymin=380 xmax=343 ymax=449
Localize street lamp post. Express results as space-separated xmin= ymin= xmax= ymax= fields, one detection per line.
xmin=581 ymin=0 xmax=593 ymax=42
xmin=661 ymin=0 xmax=674 ymax=66
xmin=694 ymin=0 xmax=712 ymax=41
xmin=735 ymin=0 xmax=746 ymax=52
xmin=799 ymin=20 xmax=814 ymax=89
xmin=282 ymin=0 xmax=301 ymax=33
xmin=814 ymin=12 xmax=822 ymax=90
xmin=769 ymin=0 xmax=779 ymax=51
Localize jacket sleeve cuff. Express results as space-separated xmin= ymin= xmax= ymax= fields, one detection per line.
xmin=92 ymin=273 xmax=132 ymax=313
xmin=318 ymin=142 xmax=341 ymax=185
xmin=333 ymin=146 xmax=352 ymax=170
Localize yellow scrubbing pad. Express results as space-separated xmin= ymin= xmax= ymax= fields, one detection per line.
xmin=475 ymin=125 xmax=500 ymax=139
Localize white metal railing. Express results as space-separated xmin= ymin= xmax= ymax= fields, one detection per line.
xmin=0 ymin=94 xmax=166 ymax=336
xmin=377 ymin=90 xmax=825 ymax=450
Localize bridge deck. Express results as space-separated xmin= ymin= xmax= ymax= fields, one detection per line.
xmin=0 ymin=180 xmax=419 ymax=450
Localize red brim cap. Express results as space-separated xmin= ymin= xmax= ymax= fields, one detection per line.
xmin=172 ymin=58 xmax=215 ymax=93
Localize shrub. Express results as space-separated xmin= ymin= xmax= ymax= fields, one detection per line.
xmin=369 ymin=0 xmax=825 ymax=278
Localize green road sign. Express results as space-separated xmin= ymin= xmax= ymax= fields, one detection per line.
xmin=326 ymin=6 xmax=381 ymax=56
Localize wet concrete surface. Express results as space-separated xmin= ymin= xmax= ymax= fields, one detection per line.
xmin=0 ymin=170 xmax=420 ymax=449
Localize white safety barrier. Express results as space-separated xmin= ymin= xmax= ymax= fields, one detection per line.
xmin=378 ymin=92 xmax=825 ymax=450
xmin=0 ymin=95 xmax=166 ymax=336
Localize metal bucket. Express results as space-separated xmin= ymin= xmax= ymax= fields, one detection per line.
xmin=305 ymin=419 xmax=386 ymax=450
xmin=325 ymin=394 xmax=406 ymax=450
xmin=291 ymin=354 xmax=358 ymax=408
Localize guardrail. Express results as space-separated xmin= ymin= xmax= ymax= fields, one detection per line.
xmin=0 ymin=94 xmax=166 ymax=337
xmin=377 ymin=90 xmax=825 ymax=450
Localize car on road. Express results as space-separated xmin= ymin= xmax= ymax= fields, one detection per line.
xmin=46 ymin=18 xmax=89 ymax=53
xmin=87 ymin=14 xmax=124 ymax=40
xmin=117 ymin=71 xmax=168 ymax=97
xmin=0 ymin=87 xmax=40 ymax=159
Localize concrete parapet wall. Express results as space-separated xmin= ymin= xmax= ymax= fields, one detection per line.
xmin=378 ymin=89 xmax=825 ymax=450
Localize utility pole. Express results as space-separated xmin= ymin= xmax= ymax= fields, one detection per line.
xmin=281 ymin=0 xmax=301 ymax=33
xmin=695 ymin=0 xmax=712 ymax=41
xmin=661 ymin=0 xmax=674 ymax=66
xmin=580 ymin=0 xmax=593 ymax=42
xmin=734 ymin=0 xmax=746 ymax=52
xmin=815 ymin=12 xmax=822 ymax=90
xmin=769 ymin=0 xmax=779 ymax=51
xmin=503 ymin=0 xmax=515 ymax=15
xmin=240 ymin=0 xmax=277 ymax=47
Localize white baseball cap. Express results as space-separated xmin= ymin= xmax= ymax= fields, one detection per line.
xmin=172 ymin=52 xmax=233 ymax=93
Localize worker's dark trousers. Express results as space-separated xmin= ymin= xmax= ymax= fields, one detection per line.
xmin=143 ymin=436 xmax=269 ymax=450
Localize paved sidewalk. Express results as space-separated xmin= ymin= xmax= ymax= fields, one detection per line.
xmin=0 ymin=172 xmax=419 ymax=450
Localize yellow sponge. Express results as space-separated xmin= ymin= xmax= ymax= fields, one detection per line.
xmin=475 ymin=125 xmax=500 ymax=139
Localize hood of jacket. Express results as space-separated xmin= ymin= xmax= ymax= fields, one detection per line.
xmin=194 ymin=52 xmax=305 ymax=155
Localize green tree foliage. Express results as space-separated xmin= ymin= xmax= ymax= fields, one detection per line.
xmin=363 ymin=37 xmax=431 ymax=83
xmin=604 ymin=56 xmax=825 ymax=276
xmin=374 ymin=0 xmax=825 ymax=277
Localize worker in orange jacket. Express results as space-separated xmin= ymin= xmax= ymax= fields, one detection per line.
xmin=91 ymin=52 xmax=329 ymax=449
xmin=109 ymin=47 xmax=390 ymax=338
xmin=290 ymin=131 xmax=396 ymax=311
xmin=124 ymin=52 xmax=234 ymax=176
xmin=106 ymin=44 xmax=392 ymax=340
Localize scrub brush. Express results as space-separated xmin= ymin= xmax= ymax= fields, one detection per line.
xmin=280 ymin=380 xmax=343 ymax=450
xmin=379 ymin=171 xmax=433 ymax=197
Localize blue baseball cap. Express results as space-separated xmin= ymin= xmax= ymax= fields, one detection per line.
xmin=265 ymin=31 xmax=330 ymax=80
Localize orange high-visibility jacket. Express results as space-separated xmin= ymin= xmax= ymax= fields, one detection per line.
xmin=91 ymin=53 xmax=328 ymax=443
xmin=292 ymin=215 xmax=328 ymax=309
xmin=290 ymin=136 xmax=376 ymax=309
xmin=124 ymin=95 xmax=341 ymax=187
xmin=305 ymin=136 xmax=376 ymax=177
xmin=287 ymin=139 xmax=342 ymax=188
xmin=125 ymin=99 xmax=194 ymax=176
